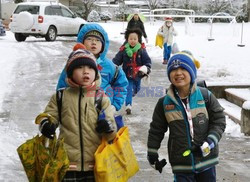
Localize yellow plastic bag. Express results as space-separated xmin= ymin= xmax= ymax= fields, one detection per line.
xmin=94 ymin=126 xmax=139 ymax=182
xmin=155 ymin=34 xmax=163 ymax=49
xmin=17 ymin=134 xmax=69 ymax=182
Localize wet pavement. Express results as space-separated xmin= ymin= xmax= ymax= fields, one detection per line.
xmin=1 ymin=37 xmax=250 ymax=182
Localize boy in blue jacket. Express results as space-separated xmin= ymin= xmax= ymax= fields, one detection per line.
xmin=57 ymin=23 xmax=128 ymax=129
xmin=113 ymin=28 xmax=151 ymax=114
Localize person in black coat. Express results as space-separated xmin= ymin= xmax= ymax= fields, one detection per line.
xmin=127 ymin=13 xmax=148 ymax=43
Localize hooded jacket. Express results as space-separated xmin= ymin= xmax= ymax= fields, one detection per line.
xmin=57 ymin=24 xmax=128 ymax=111
xmin=157 ymin=23 xmax=177 ymax=45
xmin=38 ymin=75 xmax=117 ymax=172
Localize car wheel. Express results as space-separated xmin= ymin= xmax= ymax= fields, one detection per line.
xmin=16 ymin=11 xmax=34 ymax=30
xmin=15 ymin=33 xmax=27 ymax=42
xmin=45 ymin=26 xmax=57 ymax=41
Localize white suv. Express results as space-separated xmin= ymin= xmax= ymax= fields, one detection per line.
xmin=9 ymin=1 xmax=86 ymax=42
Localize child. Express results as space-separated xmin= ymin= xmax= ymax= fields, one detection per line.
xmin=147 ymin=51 xmax=226 ymax=181
xmin=57 ymin=23 xmax=128 ymax=129
xmin=37 ymin=44 xmax=117 ymax=181
xmin=157 ymin=17 xmax=178 ymax=64
xmin=113 ymin=28 xmax=151 ymax=114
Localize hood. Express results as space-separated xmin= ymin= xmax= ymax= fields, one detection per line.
xmin=77 ymin=23 xmax=109 ymax=60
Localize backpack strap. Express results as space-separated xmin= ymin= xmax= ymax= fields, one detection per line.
xmin=56 ymin=89 xmax=64 ymax=124
xmin=56 ymin=89 xmax=104 ymax=123
xmin=198 ymin=86 xmax=210 ymax=111
xmin=94 ymin=90 xmax=103 ymax=115
xmin=110 ymin=65 xmax=119 ymax=87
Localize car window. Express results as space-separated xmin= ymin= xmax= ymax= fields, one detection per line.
xmin=51 ymin=6 xmax=62 ymax=16
xmin=14 ymin=5 xmax=39 ymax=14
xmin=45 ymin=6 xmax=53 ymax=15
xmin=61 ymin=7 xmax=74 ymax=18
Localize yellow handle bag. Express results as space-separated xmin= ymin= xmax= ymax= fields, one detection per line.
xmin=17 ymin=114 xmax=69 ymax=182
xmin=155 ymin=34 xmax=163 ymax=49
xmin=94 ymin=126 xmax=139 ymax=182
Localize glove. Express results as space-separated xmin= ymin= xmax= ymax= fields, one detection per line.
xmin=39 ymin=119 xmax=56 ymax=139
xmin=96 ymin=119 xmax=114 ymax=133
xmin=200 ymin=138 xmax=215 ymax=157
xmin=147 ymin=152 xmax=167 ymax=173
xmin=139 ymin=65 xmax=150 ymax=75
xmin=138 ymin=66 xmax=150 ymax=78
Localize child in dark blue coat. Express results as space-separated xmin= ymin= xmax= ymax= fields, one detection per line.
xmin=113 ymin=28 xmax=152 ymax=114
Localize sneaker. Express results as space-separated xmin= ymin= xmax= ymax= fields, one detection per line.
xmin=162 ymin=60 xmax=168 ymax=65
xmin=125 ymin=105 xmax=132 ymax=115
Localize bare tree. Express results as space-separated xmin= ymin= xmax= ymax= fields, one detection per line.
xmin=80 ymin=0 xmax=98 ymax=20
xmin=145 ymin=0 xmax=168 ymax=10
xmin=248 ymin=0 xmax=250 ymax=21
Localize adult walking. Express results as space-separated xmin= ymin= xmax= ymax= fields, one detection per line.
xmin=127 ymin=12 xmax=148 ymax=43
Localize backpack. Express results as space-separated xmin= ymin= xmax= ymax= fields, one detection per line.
xmin=56 ymin=89 xmax=103 ymax=124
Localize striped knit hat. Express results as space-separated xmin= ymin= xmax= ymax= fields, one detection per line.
xmin=167 ymin=51 xmax=200 ymax=83
xmin=66 ymin=43 xmax=98 ymax=79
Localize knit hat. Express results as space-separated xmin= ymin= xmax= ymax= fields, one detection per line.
xmin=164 ymin=17 xmax=173 ymax=22
xmin=83 ymin=30 xmax=104 ymax=44
xmin=167 ymin=51 xmax=200 ymax=83
xmin=66 ymin=43 xmax=98 ymax=79
xmin=83 ymin=30 xmax=105 ymax=53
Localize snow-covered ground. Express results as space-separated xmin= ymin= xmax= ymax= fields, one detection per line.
xmin=0 ymin=20 xmax=250 ymax=180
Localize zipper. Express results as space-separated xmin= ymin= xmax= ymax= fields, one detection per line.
xmin=178 ymin=97 xmax=195 ymax=172
xmin=78 ymin=87 xmax=84 ymax=171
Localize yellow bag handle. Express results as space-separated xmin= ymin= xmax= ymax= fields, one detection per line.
xmin=35 ymin=113 xmax=56 ymax=125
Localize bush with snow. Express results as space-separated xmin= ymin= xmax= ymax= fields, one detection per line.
xmin=99 ymin=11 xmax=112 ymax=22
xmin=87 ymin=10 xmax=101 ymax=22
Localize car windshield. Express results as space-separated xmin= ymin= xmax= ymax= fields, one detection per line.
xmin=14 ymin=5 xmax=40 ymax=14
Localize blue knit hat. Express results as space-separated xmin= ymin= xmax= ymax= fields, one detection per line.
xmin=167 ymin=52 xmax=200 ymax=83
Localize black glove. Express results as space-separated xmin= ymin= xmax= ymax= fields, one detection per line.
xmin=96 ymin=119 xmax=114 ymax=133
xmin=39 ymin=119 xmax=56 ymax=139
xmin=147 ymin=152 xmax=167 ymax=173
xmin=155 ymin=159 xmax=167 ymax=173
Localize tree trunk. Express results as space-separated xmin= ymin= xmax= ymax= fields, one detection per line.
xmin=248 ymin=0 xmax=250 ymax=22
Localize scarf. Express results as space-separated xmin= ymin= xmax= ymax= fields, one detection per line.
xmin=125 ymin=43 xmax=141 ymax=57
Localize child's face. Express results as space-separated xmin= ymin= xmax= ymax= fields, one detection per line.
xmin=83 ymin=36 xmax=102 ymax=57
xmin=166 ymin=21 xmax=172 ymax=27
xmin=170 ymin=68 xmax=191 ymax=90
xmin=72 ymin=65 xmax=96 ymax=87
xmin=128 ymin=33 xmax=139 ymax=47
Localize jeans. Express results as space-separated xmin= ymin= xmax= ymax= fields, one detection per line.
xmin=163 ymin=43 xmax=172 ymax=61
xmin=174 ymin=166 xmax=216 ymax=182
xmin=126 ymin=79 xmax=141 ymax=106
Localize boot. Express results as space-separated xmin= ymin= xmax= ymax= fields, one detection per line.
xmin=162 ymin=60 xmax=168 ymax=65
xmin=125 ymin=105 xmax=132 ymax=115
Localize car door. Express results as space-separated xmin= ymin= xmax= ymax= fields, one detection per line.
xmin=50 ymin=6 xmax=65 ymax=35
xmin=61 ymin=7 xmax=79 ymax=35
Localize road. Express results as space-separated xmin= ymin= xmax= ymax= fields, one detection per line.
xmin=1 ymin=36 xmax=250 ymax=182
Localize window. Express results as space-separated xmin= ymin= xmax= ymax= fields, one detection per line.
xmin=51 ymin=6 xmax=62 ymax=16
xmin=45 ymin=6 xmax=53 ymax=15
xmin=61 ymin=7 xmax=74 ymax=18
xmin=14 ymin=5 xmax=39 ymax=15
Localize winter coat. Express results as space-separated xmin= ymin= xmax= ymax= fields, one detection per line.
xmin=56 ymin=24 xmax=128 ymax=111
xmin=112 ymin=43 xmax=151 ymax=80
xmin=157 ymin=24 xmax=177 ymax=45
xmin=40 ymin=77 xmax=117 ymax=172
xmin=148 ymin=84 xmax=226 ymax=173
xmin=127 ymin=18 xmax=147 ymax=38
